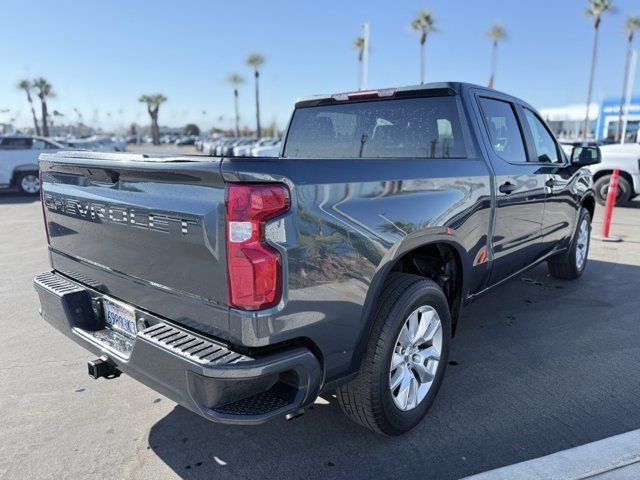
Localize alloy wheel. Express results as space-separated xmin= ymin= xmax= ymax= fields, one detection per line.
xmin=389 ymin=305 xmax=443 ymax=411
xmin=575 ymin=218 xmax=589 ymax=270
xmin=20 ymin=174 xmax=40 ymax=194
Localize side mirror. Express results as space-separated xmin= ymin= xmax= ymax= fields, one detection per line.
xmin=571 ymin=145 xmax=601 ymax=166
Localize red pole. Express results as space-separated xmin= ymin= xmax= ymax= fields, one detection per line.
xmin=601 ymin=168 xmax=619 ymax=239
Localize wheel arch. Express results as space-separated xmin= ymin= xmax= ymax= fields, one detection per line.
xmin=592 ymin=169 xmax=635 ymax=195
xmin=10 ymin=164 xmax=39 ymax=185
xmin=349 ymin=237 xmax=468 ymax=375
xmin=581 ymin=193 xmax=596 ymax=221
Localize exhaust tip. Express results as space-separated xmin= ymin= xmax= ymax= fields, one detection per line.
xmin=285 ymin=408 xmax=305 ymax=421
xmin=87 ymin=356 xmax=121 ymax=380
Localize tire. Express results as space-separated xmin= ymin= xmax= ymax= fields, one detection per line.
xmin=16 ymin=172 xmax=40 ymax=195
xmin=594 ymin=174 xmax=632 ymax=206
xmin=336 ymin=272 xmax=451 ymax=435
xmin=547 ymin=208 xmax=591 ymax=280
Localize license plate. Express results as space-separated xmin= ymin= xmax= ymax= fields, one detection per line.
xmin=103 ymin=297 xmax=138 ymax=336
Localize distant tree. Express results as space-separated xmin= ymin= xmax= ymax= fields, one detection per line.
xmin=583 ymin=0 xmax=615 ymax=138
xmin=17 ymin=79 xmax=40 ymax=135
xmin=411 ymin=10 xmax=437 ymax=84
xmin=616 ymin=15 xmax=640 ymax=141
xmin=261 ymin=120 xmax=278 ymax=137
xmin=227 ymin=74 xmax=244 ymax=137
xmin=487 ymin=24 xmax=507 ymax=88
xmin=50 ymin=110 xmax=64 ymax=133
xmin=138 ymin=94 xmax=167 ymax=145
xmin=32 ymin=77 xmax=54 ymax=137
xmin=354 ymin=36 xmax=365 ymax=89
xmin=246 ymin=53 xmax=265 ymax=137
xmin=184 ymin=123 xmax=200 ymax=136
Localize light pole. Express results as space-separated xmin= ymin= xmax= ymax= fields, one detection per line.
xmin=621 ymin=50 xmax=638 ymax=144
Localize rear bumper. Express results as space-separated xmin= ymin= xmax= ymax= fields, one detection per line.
xmin=34 ymin=271 xmax=321 ymax=425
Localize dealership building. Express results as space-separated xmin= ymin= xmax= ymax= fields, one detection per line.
xmin=540 ymin=97 xmax=639 ymax=142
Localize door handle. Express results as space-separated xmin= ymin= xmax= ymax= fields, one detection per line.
xmin=499 ymin=182 xmax=518 ymax=194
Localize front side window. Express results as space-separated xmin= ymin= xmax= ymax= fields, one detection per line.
xmin=32 ymin=140 xmax=46 ymax=150
xmin=523 ymin=109 xmax=560 ymax=163
xmin=283 ymin=96 xmax=467 ymax=159
xmin=479 ymin=97 xmax=528 ymax=163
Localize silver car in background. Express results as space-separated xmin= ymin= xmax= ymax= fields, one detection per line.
xmin=233 ymin=137 xmax=279 ymax=156
xmin=251 ymin=139 xmax=282 ymax=157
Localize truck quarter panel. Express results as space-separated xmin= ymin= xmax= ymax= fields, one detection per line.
xmin=223 ymin=156 xmax=492 ymax=384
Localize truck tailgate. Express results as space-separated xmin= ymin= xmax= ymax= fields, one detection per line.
xmin=39 ymin=151 xmax=230 ymax=339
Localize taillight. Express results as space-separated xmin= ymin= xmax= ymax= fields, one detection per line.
xmin=39 ymin=170 xmax=50 ymax=243
xmin=226 ymin=184 xmax=290 ymax=310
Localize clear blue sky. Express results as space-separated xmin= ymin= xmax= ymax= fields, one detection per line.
xmin=1 ymin=0 xmax=638 ymax=132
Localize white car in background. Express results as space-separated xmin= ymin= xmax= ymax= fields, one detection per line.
xmin=202 ymin=138 xmax=225 ymax=156
xmin=233 ymin=137 xmax=279 ymax=156
xmin=590 ymin=141 xmax=640 ymax=205
xmin=0 ymin=135 xmax=65 ymax=194
xmin=251 ymin=140 xmax=282 ymax=157
xmin=67 ymin=136 xmax=123 ymax=152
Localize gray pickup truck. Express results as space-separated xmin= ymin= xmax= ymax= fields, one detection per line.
xmin=35 ymin=82 xmax=600 ymax=435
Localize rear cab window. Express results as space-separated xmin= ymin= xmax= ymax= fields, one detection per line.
xmin=283 ymin=95 xmax=468 ymax=159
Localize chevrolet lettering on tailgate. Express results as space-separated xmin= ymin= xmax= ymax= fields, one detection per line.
xmin=43 ymin=193 xmax=197 ymax=235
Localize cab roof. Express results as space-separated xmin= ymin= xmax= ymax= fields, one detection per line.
xmin=294 ymin=81 xmax=528 ymax=109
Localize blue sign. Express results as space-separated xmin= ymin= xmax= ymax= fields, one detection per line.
xmin=596 ymin=96 xmax=640 ymax=140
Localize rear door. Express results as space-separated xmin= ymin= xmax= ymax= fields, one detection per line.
xmin=473 ymin=94 xmax=547 ymax=284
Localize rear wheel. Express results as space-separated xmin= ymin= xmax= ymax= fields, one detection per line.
xmin=594 ymin=174 xmax=631 ymax=206
xmin=336 ymin=273 xmax=451 ymax=435
xmin=17 ymin=172 xmax=40 ymax=195
xmin=548 ymin=208 xmax=591 ymax=279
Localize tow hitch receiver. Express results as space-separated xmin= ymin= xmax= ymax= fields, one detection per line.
xmin=88 ymin=356 xmax=121 ymax=379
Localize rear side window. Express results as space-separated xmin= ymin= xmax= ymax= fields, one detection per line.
xmin=523 ymin=108 xmax=560 ymax=163
xmin=478 ymin=97 xmax=527 ymax=163
xmin=283 ymin=96 xmax=467 ymax=159
xmin=0 ymin=137 xmax=33 ymax=149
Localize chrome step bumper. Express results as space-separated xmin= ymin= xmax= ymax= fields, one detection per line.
xmin=34 ymin=271 xmax=321 ymax=424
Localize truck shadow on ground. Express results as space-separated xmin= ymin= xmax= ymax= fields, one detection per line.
xmin=147 ymin=259 xmax=640 ymax=480
xmin=619 ymin=200 xmax=640 ymax=209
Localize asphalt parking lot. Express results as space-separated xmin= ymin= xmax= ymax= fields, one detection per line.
xmin=1 ymin=192 xmax=639 ymax=480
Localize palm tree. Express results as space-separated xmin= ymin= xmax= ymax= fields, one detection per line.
xmin=583 ymin=0 xmax=615 ymax=139
xmin=411 ymin=10 xmax=437 ymax=84
xmin=487 ymin=24 xmax=507 ymax=88
xmin=32 ymin=77 xmax=54 ymax=137
xmin=246 ymin=53 xmax=265 ymax=137
xmin=354 ymin=36 xmax=365 ymax=89
xmin=17 ymin=80 xmax=40 ymax=135
xmin=615 ymin=15 xmax=640 ymax=142
xmin=138 ymin=94 xmax=167 ymax=145
xmin=227 ymin=73 xmax=244 ymax=137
